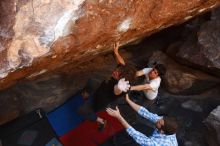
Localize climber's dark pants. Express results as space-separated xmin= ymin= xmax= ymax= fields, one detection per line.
xmin=77 ymin=101 xmax=97 ymax=121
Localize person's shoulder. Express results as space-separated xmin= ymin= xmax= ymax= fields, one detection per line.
xmin=143 ymin=67 xmax=153 ymax=74
xmin=156 ymin=77 xmax=161 ymax=81
xmin=144 ymin=67 xmax=153 ymax=70
xmin=151 ymin=77 xmax=161 ymax=82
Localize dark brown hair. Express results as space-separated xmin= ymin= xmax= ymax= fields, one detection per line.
xmin=161 ymin=117 xmax=178 ymax=135
xmin=117 ymin=63 xmax=136 ymax=84
xmin=154 ymin=64 xmax=166 ymax=76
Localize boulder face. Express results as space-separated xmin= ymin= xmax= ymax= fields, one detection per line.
xmin=205 ymin=106 xmax=220 ymax=146
xmin=167 ymin=7 xmax=220 ymax=77
xmin=0 ymin=0 xmax=219 ymax=90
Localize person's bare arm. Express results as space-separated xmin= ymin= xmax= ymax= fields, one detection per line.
xmin=130 ymin=84 xmax=152 ymax=91
xmin=126 ymin=94 xmax=162 ymax=123
xmin=106 ymin=106 xmax=130 ymax=128
xmin=125 ymin=94 xmax=141 ymax=112
xmin=114 ymin=42 xmax=125 ymax=66
xmin=107 ymin=106 xmax=155 ymax=146
xmin=135 ymin=70 xmax=145 ymax=77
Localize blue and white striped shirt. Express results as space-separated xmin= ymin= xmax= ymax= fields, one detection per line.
xmin=126 ymin=107 xmax=178 ymax=146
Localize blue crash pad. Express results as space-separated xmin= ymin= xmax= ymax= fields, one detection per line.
xmin=47 ymin=93 xmax=84 ymax=136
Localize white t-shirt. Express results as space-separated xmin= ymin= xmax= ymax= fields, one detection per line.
xmin=142 ymin=68 xmax=161 ymax=100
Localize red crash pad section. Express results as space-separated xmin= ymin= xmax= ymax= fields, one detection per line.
xmin=60 ymin=111 xmax=124 ymax=146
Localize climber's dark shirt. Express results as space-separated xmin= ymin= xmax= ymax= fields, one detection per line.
xmin=93 ymin=77 xmax=124 ymax=111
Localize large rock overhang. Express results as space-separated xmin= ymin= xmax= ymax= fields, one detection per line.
xmin=0 ymin=0 xmax=219 ymax=90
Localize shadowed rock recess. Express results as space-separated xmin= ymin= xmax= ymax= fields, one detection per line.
xmin=205 ymin=106 xmax=220 ymax=146
xmin=0 ymin=0 xmax=220 ymax=90
xmin=167 ymin=7 xmax=220 ymax=77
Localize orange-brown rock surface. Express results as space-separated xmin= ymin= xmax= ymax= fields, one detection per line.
xmin=0 ymin=0 xmax=220 ymax=90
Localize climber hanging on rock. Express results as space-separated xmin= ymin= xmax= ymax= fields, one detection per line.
xmin=92 ymin=42 xmax=136 ymax=111
xmin=112 ymin=41 xmax=166 ymax=107
xmin=76 ymin=42 xmax=136 ymax=131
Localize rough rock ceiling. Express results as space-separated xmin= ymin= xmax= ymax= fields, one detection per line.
xmin=0 ymin=0 xmax=219 ymax=90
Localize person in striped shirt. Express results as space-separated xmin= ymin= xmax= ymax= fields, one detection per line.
xmin=106 ymin=94 xmax=178 ymax=146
